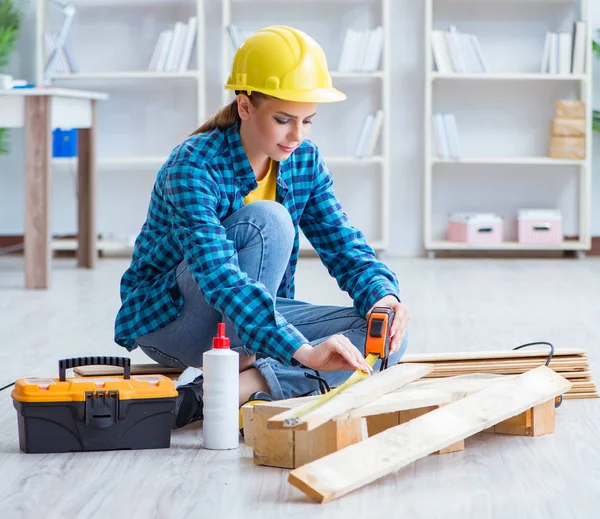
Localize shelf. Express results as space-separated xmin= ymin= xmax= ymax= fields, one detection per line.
xmin=52 ymin=155 xmax=385 ymax=167
xmin=427 ymin=240 xmax=588 ymax=251
xmin=431 ymin=157 xmax=586 ymax=166
xmin=330 ymin=71 xmax=385 ymax=79
xmin=51 ymin=239 xmax=132 ymax=252
xmin=430 ymin=73 xmax=588 ymax=81
xmin=52 ymin=156 xmax=169 ymax=167
xmin=325 ymin=156 xmax=384 ymax=164
xmin=300 ymin=240 xmax=385 ymax=252
xmin=52 ymin=71 xmax=200 ymax=80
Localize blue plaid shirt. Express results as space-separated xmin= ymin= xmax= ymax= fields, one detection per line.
xmin=114 ymin=123 xmax=400 ymax=365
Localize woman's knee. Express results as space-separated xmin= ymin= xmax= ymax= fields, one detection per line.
xmin=250 ymin=201 xmax=294 ymax=242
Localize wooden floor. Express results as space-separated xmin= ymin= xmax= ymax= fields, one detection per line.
xmin=1 ymin=255 xmax=599 ymax=518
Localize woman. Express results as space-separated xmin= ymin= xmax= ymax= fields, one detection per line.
xmin=114 ymin=25 xmax=409 ymax=429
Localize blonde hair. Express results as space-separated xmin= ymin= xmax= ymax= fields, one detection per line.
xmin=191 ymin=92 xmax=271 ymax=136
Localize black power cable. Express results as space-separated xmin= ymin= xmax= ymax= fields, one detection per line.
xmin=512 ymin=341 xmax=555 ymax=366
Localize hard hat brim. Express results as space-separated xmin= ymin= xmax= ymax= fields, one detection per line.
xmin=225 ymin=85 xmax=347 ymax=103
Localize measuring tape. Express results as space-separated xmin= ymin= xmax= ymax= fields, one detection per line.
xmin=283 ymin=353 xmax=380 ymax=428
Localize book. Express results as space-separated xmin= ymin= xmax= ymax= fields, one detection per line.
xmin=571 ymin=21 xmax=587 ymax=74
xmin=558 ymin=32 xmax=572 ymax=75
xmin=179 ymin=16 xmax=197 ymax=71
xmin=355 ymin=113 xmax=376 ymax=158
xmin=365 ymin=110 xmax=384 ymax=156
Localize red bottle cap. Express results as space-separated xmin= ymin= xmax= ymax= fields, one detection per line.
xmin=212 ymin=322 xmax=230 ymax=349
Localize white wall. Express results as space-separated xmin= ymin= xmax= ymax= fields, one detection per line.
xmin=1 ymin=0 xmax=599 ymax=256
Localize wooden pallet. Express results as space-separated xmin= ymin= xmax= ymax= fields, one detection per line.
xmin=288 ymin=366 xmax=571 ymax=503
xmin=245 ymin=372 xmax=560 ymax=470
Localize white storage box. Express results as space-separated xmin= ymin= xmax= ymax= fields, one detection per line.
xmin=517 ymin=210 xmax=563 ymax=245
xmin=447 ymin=213 xmax=504 ymax=245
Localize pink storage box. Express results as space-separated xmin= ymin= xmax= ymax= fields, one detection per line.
xmin=518 ymin=210 xmax=563 ymax=245
xmin=447 ymin=213 xmax=504 ymax=245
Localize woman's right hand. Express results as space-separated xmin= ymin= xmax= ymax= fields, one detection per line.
xmin=292 ymin=335 xmax=372 ymax=373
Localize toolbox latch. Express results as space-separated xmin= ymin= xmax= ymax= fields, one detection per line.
xmin=84 ymin=390 xmax=121 ymax=428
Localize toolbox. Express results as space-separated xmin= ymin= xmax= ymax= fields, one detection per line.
xmin=12 ymin=357 xmax=178 ymax=454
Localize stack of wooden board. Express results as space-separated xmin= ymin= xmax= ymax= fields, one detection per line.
xmin=398 ymin=348 xmax=598 ymax=400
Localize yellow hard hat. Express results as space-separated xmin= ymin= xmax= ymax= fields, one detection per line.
xmin=225 ymin=25 xmax=346 ymax=103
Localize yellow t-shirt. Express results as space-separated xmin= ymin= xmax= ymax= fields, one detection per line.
xmin=244 ymin=160 xmax=277 ymax=204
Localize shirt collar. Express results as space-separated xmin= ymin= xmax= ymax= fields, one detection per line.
xmin=225 ymin=122 xmax=256 ymax=187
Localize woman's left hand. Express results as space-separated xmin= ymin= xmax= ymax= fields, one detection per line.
xmin=367 ymin=295 xmax=409 ymax=354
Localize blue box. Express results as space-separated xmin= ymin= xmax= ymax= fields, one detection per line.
xmin=52 ymin=129 xmax=78 ymax=158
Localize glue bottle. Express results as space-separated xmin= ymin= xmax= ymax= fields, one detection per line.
xmin=202 ymin=322 xmax=239 ymax=450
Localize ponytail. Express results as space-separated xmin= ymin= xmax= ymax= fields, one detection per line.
xmin=190 ymin=92 xmax=271 ymax=136
xmin=191 ymin=100 xmax=239 ymax=136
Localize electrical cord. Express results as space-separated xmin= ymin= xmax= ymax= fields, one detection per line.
xmin=0 ymin=381 xmax=16 ymax=392
xmin=512 ymin=341 xmax=555 ymax=366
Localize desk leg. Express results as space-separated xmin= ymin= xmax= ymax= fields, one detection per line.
xmin=24 ymin=96 xmax=51 ymax=289
xmin=77 ymin=100 xmax=97 ymax=268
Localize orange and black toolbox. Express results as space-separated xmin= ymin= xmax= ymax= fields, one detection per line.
xmin=12 ymin=357 xmax=178 ymax=453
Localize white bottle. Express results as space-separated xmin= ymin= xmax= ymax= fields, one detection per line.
xmin=202 ymin=322 xmax=239 ymax=450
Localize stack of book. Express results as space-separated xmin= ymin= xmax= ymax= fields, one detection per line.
xmin=432 ymin=113 xmax=461 ymax=159
xmin=541 ymin=21 xmax=587 ymax=75
xmin=431 ymin=26 xmax=487 ymax=73
xmin=337 ymin=26 xmax=384 ymax=73
xmin=148 ymin=17 xmax=197 ymax=72
xmin=44 ymin=32 xmax=79 ymax=74
xmin=354 ymin=110 xmax=384 ymax=158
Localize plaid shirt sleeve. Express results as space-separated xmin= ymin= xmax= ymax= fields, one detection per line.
xmin=299 ymin=150 xmax=401 ymax=316
xmin=163 ymin=162 xmax=309 ymax=365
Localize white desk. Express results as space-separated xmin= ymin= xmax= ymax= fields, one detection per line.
xmin=0 ymin=88 xmax=108 ymax=289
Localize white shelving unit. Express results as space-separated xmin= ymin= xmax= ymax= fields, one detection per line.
xmin=220 ymin=0 xmax=392 ymax=252
xmin=424 ymin=0 xmax=593 ymax=257
xmin=34 ymin=0 xmax=207 ymax=252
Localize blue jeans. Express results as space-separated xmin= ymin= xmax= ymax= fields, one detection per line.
xmin=135 ymin=201 xmax=408 ymax=400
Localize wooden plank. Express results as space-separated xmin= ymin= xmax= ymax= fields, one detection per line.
xmin=397 ymin=406 xmax=464 ymax=454
xmin=76 ymin=100 xmax=97 ymax=268
xmin=563 ymin=392 xmax=600 ymax=399
xmin=428 ymin=360 xmax=587 ymax=372
xmin=399 ymin=349 xmax=586 ymax=363
xmin=24 ymin=95 xmax=52 ymax=289
xmin=267 ymin=363 xmax=433 ymax=432
xmin=288 ymin=366 xmax=572 ymax=504
xmin=255 ymin=374 xmax=507 ymax=422
xmin=73 ymin=364 xmax=184 ymax=377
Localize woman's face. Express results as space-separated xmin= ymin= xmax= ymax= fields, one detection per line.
xmin=240 ymin=94 xmax=317 ymax=161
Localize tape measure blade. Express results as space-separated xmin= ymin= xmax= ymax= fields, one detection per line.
xmin=282 ymin=353 xmax=380 ymax=427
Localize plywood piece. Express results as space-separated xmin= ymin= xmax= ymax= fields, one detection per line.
xmin=268 ymin=363 xmax=433 ymax=431
xmin=399 ymin=349 xmax=585 ymax=363
xmin=288 ymin=366 xmax=572 ymax=503
xmin=24 ymin=95 xmax=52 ymax=289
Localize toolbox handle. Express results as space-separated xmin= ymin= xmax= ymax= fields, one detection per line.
xmin=58 ymin=356 xmax=131 ymax=381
